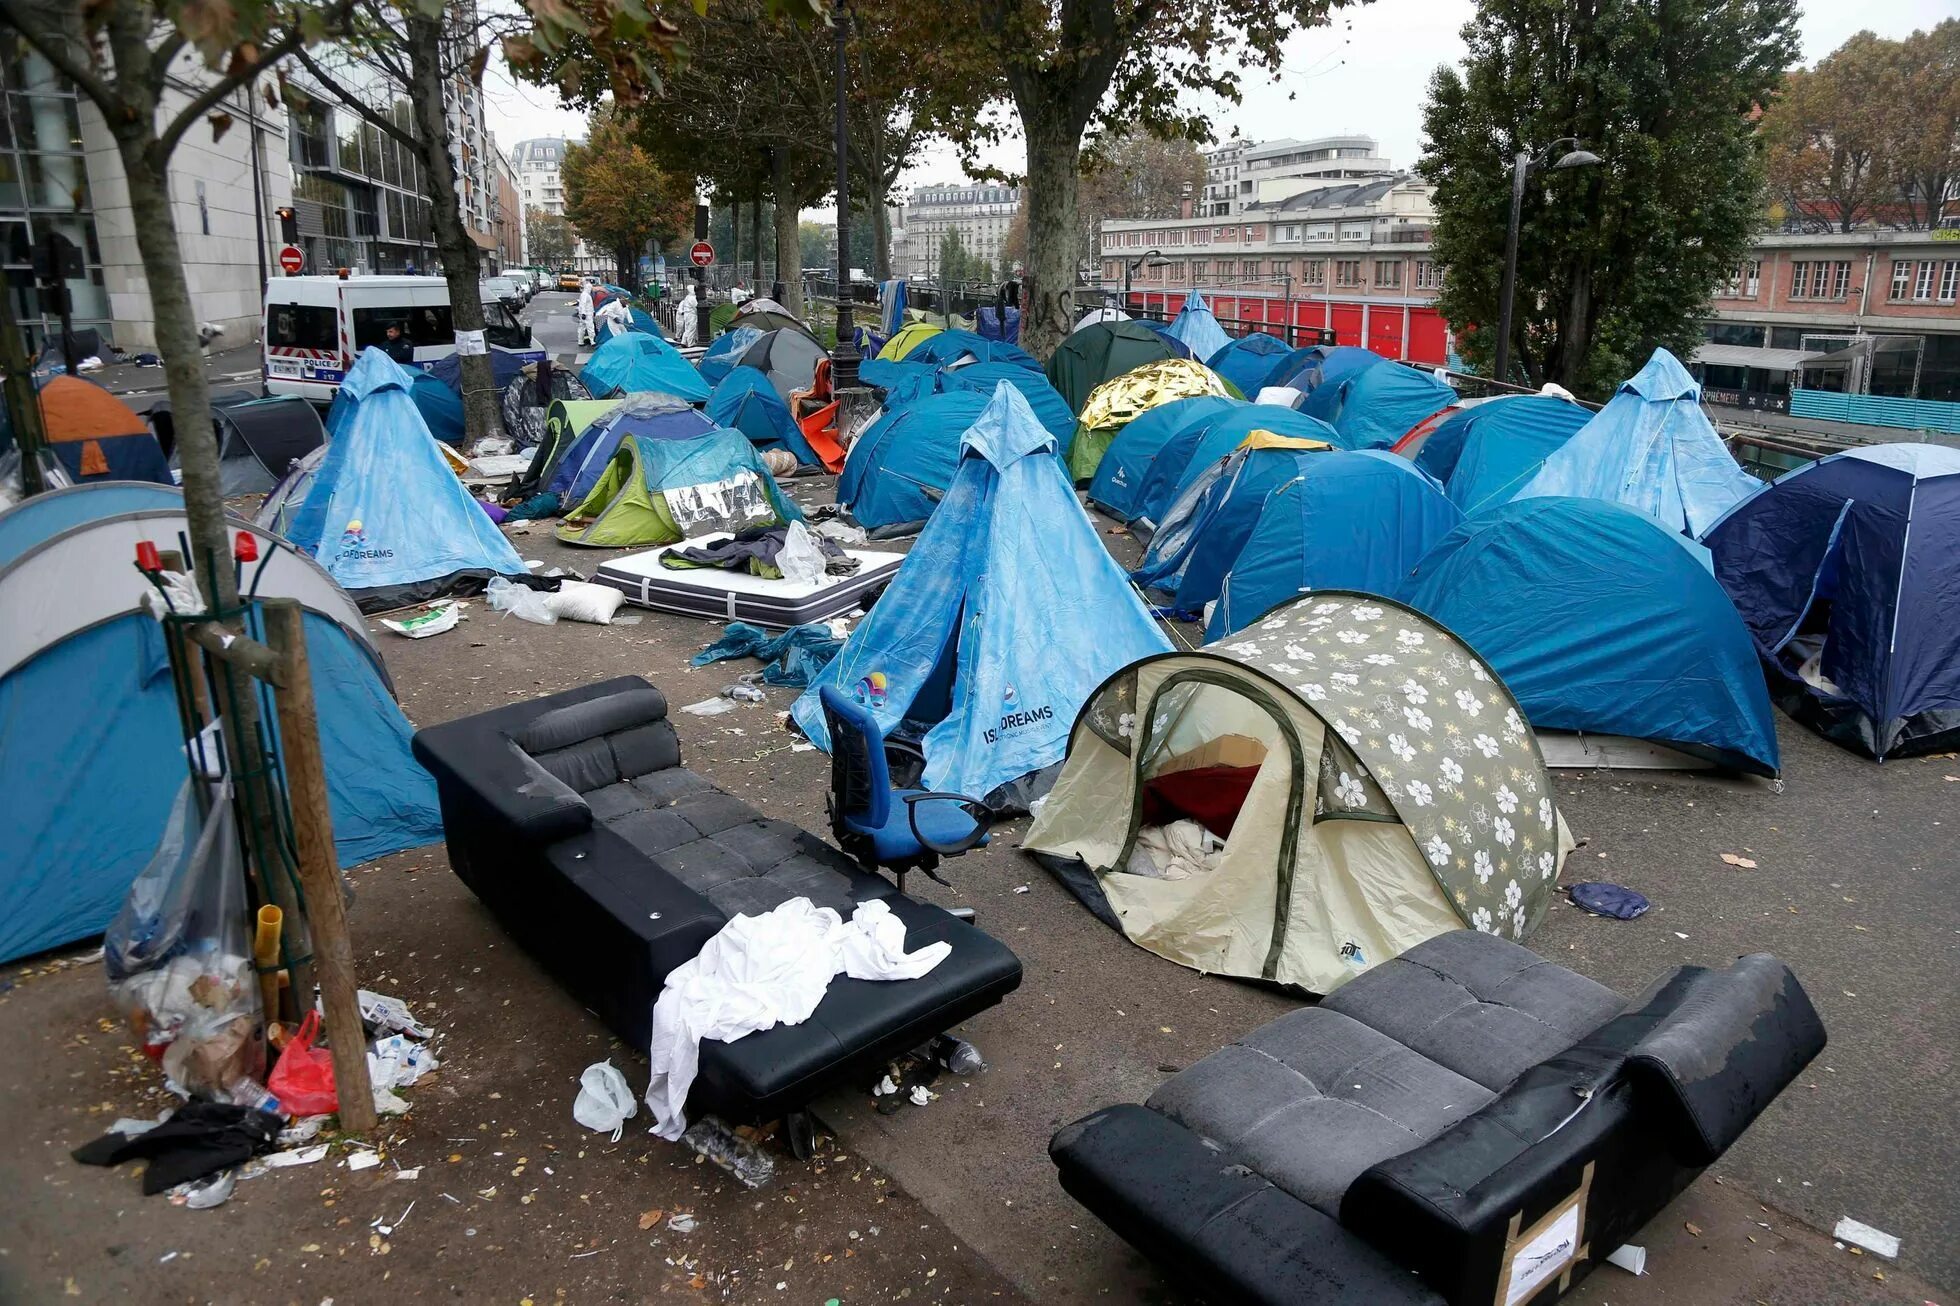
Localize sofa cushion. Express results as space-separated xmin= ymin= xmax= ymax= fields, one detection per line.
xmin=516 ymin=686 xmax=669 ymax=752
xmin=506 ymin=742 xmax=593 ymax=840
xmin=1148 ymin=1008 xmax=1494 ymax=1217
xmin=1322 ymin=930 xmax=1626 ymax=1091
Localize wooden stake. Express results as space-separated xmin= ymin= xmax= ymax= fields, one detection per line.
xmin=261 ymin=599 xmax=376 ymax=1134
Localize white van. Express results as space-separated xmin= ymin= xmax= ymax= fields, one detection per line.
xmin=262 ymin=274 xmax=544 ymax=403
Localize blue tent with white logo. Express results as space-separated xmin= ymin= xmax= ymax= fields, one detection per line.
xmin=1399 ymin=496 xmax=1779 ymax=776
xmin=547 ymin=393 xmax=717 ymax=506
xmin=0 ymin=482 xmax=441 ymax=962
xmin=837 ymin=390 xmax=991 ymax=532
xmin=1298 ymin=359 xmax=1456 ymax=449
xmin=795 ymin=384 xmax=1170 ymax=807
xmin=1510 ymin=349 xmax=1759 ymax=536
xmin=1209 ymin=451 xmax=1463 ymax=639
xmin=580 ymin=330 xmax=711 ymax=402
xmin=1086 ymin=395 xmax=1242 ymax=523
xmin=1130 ymin=403 xmax=1340 ymax=530
xmin=285 ymin=348 xmax=529 ymax=610
xmin=1403 ymin=394 xmax=1592 ymax=513
xmin=706 ymin=364 xmax=823 ymax=465
xmin=698 ymin=326 xmax=763 ymax=388
xmin=1702 ymin=443 xmax=1960 ymax=759
xmin=1166 ymin=290 xmax=1231 ymax=363
xmin=1206 ymin=332 xmax=1291 ymax=397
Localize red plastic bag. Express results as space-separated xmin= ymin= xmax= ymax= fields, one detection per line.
xmin=267 ymin=1012 xmax=338 ymax=1116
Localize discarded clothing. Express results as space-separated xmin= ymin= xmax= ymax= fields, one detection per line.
xmin=1568 ymin=881 xmax=1650 ymax=920
xmin=502 ymin=490 xmax=561 ymax=522
xmin=661 ymin=524 xmax=858 ymax=580
xmin=644 ymin=897 xmax=951 ymax=1140
xmin=691 ymin=620 xmax=844 ymax=688
xmin=1125 ymin=820 xmax=1225 ymax=881
xmin=72 ymin=1101 xmax=280 ymax=1194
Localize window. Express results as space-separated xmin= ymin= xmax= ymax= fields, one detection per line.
xmin=353 ymin=304 xmax=454 ymax=351
xmin=1279 ymin=224 xmax=1299 ymax=241
xmin=1832 ymin=261 xmax=1851 ymax=299
xmin=1415 ymin=260 xmax=1442 ymax=290
xmin=1307 ymin=225 xmax=1335 ymax=243
xmin=1303 ymin=258 xmax=1325 ymax=286
xmin=265 ymin=302 xmax=336 ymax=351
xmin=1916 ymin=260 xmax=1937 ymax=301
xmin=1374 ymin=259 xmax=1402 ymax=288
xmin=1241 ymin=259 xmax=1261 ymax=277
xmin=1892 ymin=260 xmax=1913 ymax=300
xmin=1746 ymin=261 xmax=1761 ymax=296
xmin=1338 ymin=222 xmax=1369 ymax=242
xmin=1790 ymin=261 xmax=1810 ymax=299
xmin=1942 ymin=261 xmax=1960 ymax=303
xmin=1334 ymin=259 xmax=1362 ymax=287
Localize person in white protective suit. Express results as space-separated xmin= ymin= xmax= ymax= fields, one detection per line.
xmin=576 ymin=279 xmax=597 ymax=346
xmin=676 ymin=287 xmax=699 ymax=347
xmin=595 ymin=295 xmax=631 ymax=337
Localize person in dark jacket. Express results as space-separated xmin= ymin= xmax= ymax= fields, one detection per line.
xmin=382 ymin=322 xmax=414 ymax=363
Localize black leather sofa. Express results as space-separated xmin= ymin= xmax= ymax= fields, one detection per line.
xmin=412 ymin=676 xmax=1023 ymax=1128
xmin=1050 ymin=930 xmax=1825 ymax=1306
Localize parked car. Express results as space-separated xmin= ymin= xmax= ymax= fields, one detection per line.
xmin=558 ymin=270 xmax=582 ymax=291
xmin=483 ymin=276 xmax=526 ymax=308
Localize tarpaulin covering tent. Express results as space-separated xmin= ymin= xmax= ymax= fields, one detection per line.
xmin=1130 ymin=404 xmax=1340 ymax=530
xmin=1298 ymin=359 xmax=1456 ymax=450
xmin=1209 ymin=451 xmax=1462 ymax=640
xmin=28 ymin=375 xmax=170 ymax=484
xmin=513 ymin=398 xmax=620 ymax=502
xmin=877 ymin=321 xmax=942 ymax=360
xmin=932 ymin=362 xmax=1075 ymax=447
xmin=1399 ymin=496 xmax=1779 ymax=775
xmin=1400 ymin=394 xmax=1590 ymax=513
xmin=1166 ymin=289 xmax=1231 ymax=363
xmin=0 ymin=482 xmax=441 ymax=962
xmin=1264 ymin=344 xmax=1383 ymax=396
xmin=1510 ymin=349 xmax=1759 ymax=536
xmin=976 ymin=303 xmax=1020 ymax=344
xmin=1068 ymin=358 xmax=1237 ymax=483
xmin=904 ymin=328 xmax=1040 ymax=372
xmin=581 ymin=331 xmax=712 ymax=403
xmin=1046 ymin=320 xmax=1184 ymax=415
xmin=558 ymin=427 xmax=801 ymax=547
xmin=1024 ymin=593 xmax=1569 ymax=994
xmin=707 ymin=364 xmax=829 ymax=467
xmin=549 ymin=394 xmax=718 ymax=507
xmin=1206 ymin=332 xmax=1291 ymax=397
xmin=837 ymin=390 xmax=991 ymax=531
xmin=284 ymin=348 xmax=529 ymax=610
xmin=1087 ymin=396 xmax=1242 ymax=523
xmin=733 ymin=328 xmax=828 ymax=405
xmin=796 ymin=384 xmax=1171 ymax=807
xmin=698 ymin=326 xmax=763 ymax=388
xmin=730 ymin=296 xmax=816 ymax=339
xmin=1702 ymin=443 xmax=1960 ymax=759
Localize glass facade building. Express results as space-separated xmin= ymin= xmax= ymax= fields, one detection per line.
xmin=0 ymin=50 xmax=112 ymax=351
xmin=287 ymin=63 xmax=438 ymax=274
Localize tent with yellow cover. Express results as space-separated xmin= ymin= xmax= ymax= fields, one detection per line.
xmin=1067 ymin=357 xmax=1238 ymax=483
xmin=876 ymin=321 xmax=943 ymax=361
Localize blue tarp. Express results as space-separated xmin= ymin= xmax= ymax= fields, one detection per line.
xmin=1398 ymin=496 xmax=1779 ymax=775
xmin=976 ymin=305 xmax=1021 ymax=344
xmin=1410 ymin=395 xmax=1592 ymax=513
xmin=1264 ymin=344 xmax=1383 ymax=396
xmin=581 ymin=331 xmax=711 ymax=402
xmin=548 ymin=395 xmax=717 ymax=505
xmin=1131 ymin=404 xmax=1342 ymax=528
xmin=795 ymin=384 xmax=1170 ymax=803
xmin=1511 ymin=349 xmax=1759 ymax=536
xmin=1702 ymin=443 xmax=1960 ymax=758
xmin=1206 ymin=333 xmax=1291 ymax=396
xmin=1131 ymin=444 xmax=1333 ymax=612
xmin=837 ymin=391 xmax=990 ymax=530
xmin=286 ymin=348 xmax=527 ymax=607
xmin=698 ymin=326 xmax=763 ymax=387
xmin=1298 ymin=359 xmax=1455 ymax=449
xmin=905 ymin=329 xmax=1041 ymax=371
xmin=1208 ymin=451 xmax=1463 ymax=639
xmin=1086 ymin=396 xmax=1241 ymax=522
xmin=1166 ymin=290 xmax=1231 ymax=364
xmin=706 ymin=365 xmax=822 ymax=466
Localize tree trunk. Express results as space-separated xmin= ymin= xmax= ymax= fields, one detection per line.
xmin=867 ymin=168 xmax=891 ymax=282
xmin=772 ymin=148 xmax=804 ymax=318
xmin=730 ymin=204 xmax=742 ymax=284
xmin=750 ymin=192 xmax=763 ymax=282
xmin=405 ymin=14 xmax=498 ymax=445
xmin=1019 ymin=106 xmax=1084 ymax=360
xmin=1554 ymin=261 xmax=1594 ymax=391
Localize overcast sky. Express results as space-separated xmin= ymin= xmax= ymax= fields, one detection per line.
xmin=479 ymin=0 xmax=1951 ymax=221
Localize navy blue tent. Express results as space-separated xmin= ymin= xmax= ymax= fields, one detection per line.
xmin=976 ymin=304 xmax=1020 ymax=343
xmin=1206 ymin=333 xmax=1291 ymax=396
xmin=1702 ymin=443 xmax=1960 ymax=759
xmin=1131 ymin=441 xmax=1334 ymax=615
xmin=1130 ymin=404 xmax=1339 ymax=529
xmin=905 ymin=329 xmax=1041 ymax=371
xmin=837 ymin=391 xmax=990 ymax=531
xmin=1208 ymin=451 xmax=1463 ymax=640
xmin=1299 ymin=359 xmax=1456 ymax=449
xmin=1264 ymin=344 xmax=1382 ymax=396
xmin=1086 ymin=396 xmax=1241 ymax=522
xmin=409 ymin=371 xmax=465 ymax=447
xmin=795 ymin=383 xmax=1170 ymax=806
xmin=698 ymin=326 xmax=763 ymax=388
xmin=706 ymin=365 xmax=825 ymax=466
xmin=548 ymin=394 xmax=717 ymax=505
xmin=1399 ymin=497 xmax=1779 ymax=776
xmin=1404 ymin=395 xmax=1592 ymax=513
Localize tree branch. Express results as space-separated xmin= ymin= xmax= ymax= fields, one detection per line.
xmin=293 ymin=47 xmax=424 ymax=152
xmin=159 ymin=26 xmax=312 ymax=155
xmin=0 ymin=0 xmax=117 ymax=113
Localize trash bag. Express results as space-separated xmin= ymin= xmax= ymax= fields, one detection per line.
xmin=573 ymin=1060 xmax=637 ymax=1141
xmin=104 ymin=780 xmax=266 ymax=1101
xmin=776 ymin=521 xmax=827 ymax=587
xmin=267 ymin=1011 xmax=339 ymax=1116
xmin=486 ymin=574 xmax=558 ymax=625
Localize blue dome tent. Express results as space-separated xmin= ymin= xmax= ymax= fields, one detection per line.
xmin=1263 ymin=344 xmax=1383 ymax=396
xmin=408 ymin=371 xmax=465 ymax=447
xmin=1209 ymin=451 xmax=1463 ymax=639
xmin=837 ymin=391 xmax=990 ymax=532
xmin=934 ymin=362 xmax=1075 ymax=448
xmin=1702 ymin=443 xmax=1960 ymax=759
xmin=1166 ymin=289 xmax=1231 ymax=363
xmin=905 ymin=328 xmax=1041 ymax=371
xmin=1086 ymin=396 xmax=1241 ymax=522
xmin=706 ymin=365 xmax=825 ymax=466
xmin=1130 ymin=404 xmax=1339 ymax=530
xmin=285 ymin=348 xmax=529 ymax=610
xmin=1404 ymin=394 xmax=1592 ymax=512
xmin=1511 ymin=349 xmax=1759 ymax=536
xmin=698 ymin=326 xmax=763 ymax=388
xmin=0 ymin=483 xmax=441 ymax=962
xmin=1399 ymin=497 xmax=1779 ymax=776
xmin=548 ymin=393 xmax=718 ymax=505
xmin=1298 ymin=359 xmax=1456 ymax=450
xmin=1206 ymin=332 xmax=1291 ymax=396
xmin=795 ymin=384 xmax=1171 ymax=807
xmin=580 ymin=331 xmax=711 ymax=402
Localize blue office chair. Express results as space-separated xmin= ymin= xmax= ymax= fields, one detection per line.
xmin=818 ymin=685 xmax=990 ymax=898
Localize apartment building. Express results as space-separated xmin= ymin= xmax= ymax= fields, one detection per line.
xmin=1200 ymin=136 xmax=1394 ymax=218
xmin=899 ymin=182 xmax=1020 ymax=280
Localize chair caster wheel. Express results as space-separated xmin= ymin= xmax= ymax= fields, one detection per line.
xmin=785 ymin=1110 xmax=817 ymax=1161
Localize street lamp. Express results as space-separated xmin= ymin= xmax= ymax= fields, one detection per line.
xmin=830 ymin=0 xmax=860 ymax=389
xmin=1123 ymin=248 xmax=1165 ymax=306
xmin=1492 ymin=138 xmax=1601 ymax=386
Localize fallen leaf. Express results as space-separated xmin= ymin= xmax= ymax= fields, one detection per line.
xmin=638 ymin=1209 xmax=664 ymax=1230
xmin=1685 ymin=1221 xmax=1703 ymax=1236
xmin=1719 ymin=853 xmax=1757 ymax=869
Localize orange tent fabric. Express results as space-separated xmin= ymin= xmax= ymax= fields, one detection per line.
xmin=39 ymin=375 xmax=149 ymax=444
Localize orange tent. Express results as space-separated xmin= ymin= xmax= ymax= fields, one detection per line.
xmin=35 ymin=375 xmax=169 ymax=483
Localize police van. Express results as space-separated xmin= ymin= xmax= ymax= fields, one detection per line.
xmin=262 ymin=274 xmax=543 ymax=403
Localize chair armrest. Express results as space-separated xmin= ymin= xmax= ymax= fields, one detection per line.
xmin=902 ymin=792 xmax=990 ymax=856
xmin=414 ymin=722 xmax=593 ymax=842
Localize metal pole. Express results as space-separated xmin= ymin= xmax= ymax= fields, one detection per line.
xmin=1492 ymin=151 xmax=1529 ymax=386
xmin=693 ymin=201 xmax=711 ymax=342
xmin=829 ymin=0 xmax=859 ymax=386
xmin=1282 ymin=272 xmax=1294 ymax=347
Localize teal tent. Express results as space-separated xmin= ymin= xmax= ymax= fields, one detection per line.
xmin=838 ymin=391 xmax=991 ymax=531
xmin=1298 ymin=359 xmax=1455 ymax=449
xmin=707 ymin=365 xmax=827 ymax=467
xmin=581 ymin=331 xmax=711 ymax=402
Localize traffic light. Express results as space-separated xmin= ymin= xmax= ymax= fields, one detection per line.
xmin=275 ymin=206 xmax=298 ymax=244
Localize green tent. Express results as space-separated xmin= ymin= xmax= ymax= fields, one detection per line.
xmin=557 ymin=428 xmax=802 ymax=548
xmin=515 ymin=398 xmax=621 ymax=501
xmin=1046 ymin=320 xmax=1182 ymax=416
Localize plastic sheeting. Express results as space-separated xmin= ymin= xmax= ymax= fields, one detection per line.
xmin=837 ymin=391 xmax=990 ymax=531
xmin=1399 ymin=496 xmax=1779 ymax=775
xmin=1298 ymin=359 xmax=1455 ymax=450
xmin=1165 ymin=290 xmax=1231 ymax=364
xmin=1511 ymin=349 xmax=1759 ymax=536
xmin=795 ymin=384 xmax=1170 ymax=804
xmin=1407 ymin=395 xmax=1591 ymax=513
xmin=580 ymin=331 xmax=711 ymax=402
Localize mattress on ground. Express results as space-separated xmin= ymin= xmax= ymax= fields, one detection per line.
xmin=593 ymin=536 xmax=904 ymax=627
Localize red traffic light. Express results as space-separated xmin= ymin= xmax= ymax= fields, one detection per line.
xmin=135 ymin=540 xmax=162 ymax=572
xmin=233 ymin=530 xmax=259 ymax=563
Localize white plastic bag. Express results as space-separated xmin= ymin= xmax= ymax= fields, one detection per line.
xmin=776 ymin=520 xmax=826 ymax=587
xmin=542 ymin=579 xmax=626 ymax=624
xmin=573 ymin=1060 xmax=638 ymax=1141
xmin=486 ymin=575 xmax=557 ymax=624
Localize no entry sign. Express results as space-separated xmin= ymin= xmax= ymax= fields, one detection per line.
xmin=278 ymin=244 xmax=305 ymax=275
xmin=689 ymin=241 xmax=714 ymax=267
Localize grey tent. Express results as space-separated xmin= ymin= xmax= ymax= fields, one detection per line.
xmin=156 ymin=392 xmax=326 ymax=497
xmin=730 ymin=297 xmax=817 ymax=339
xmin=734 ymin=329 xmax=828 ymax=405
